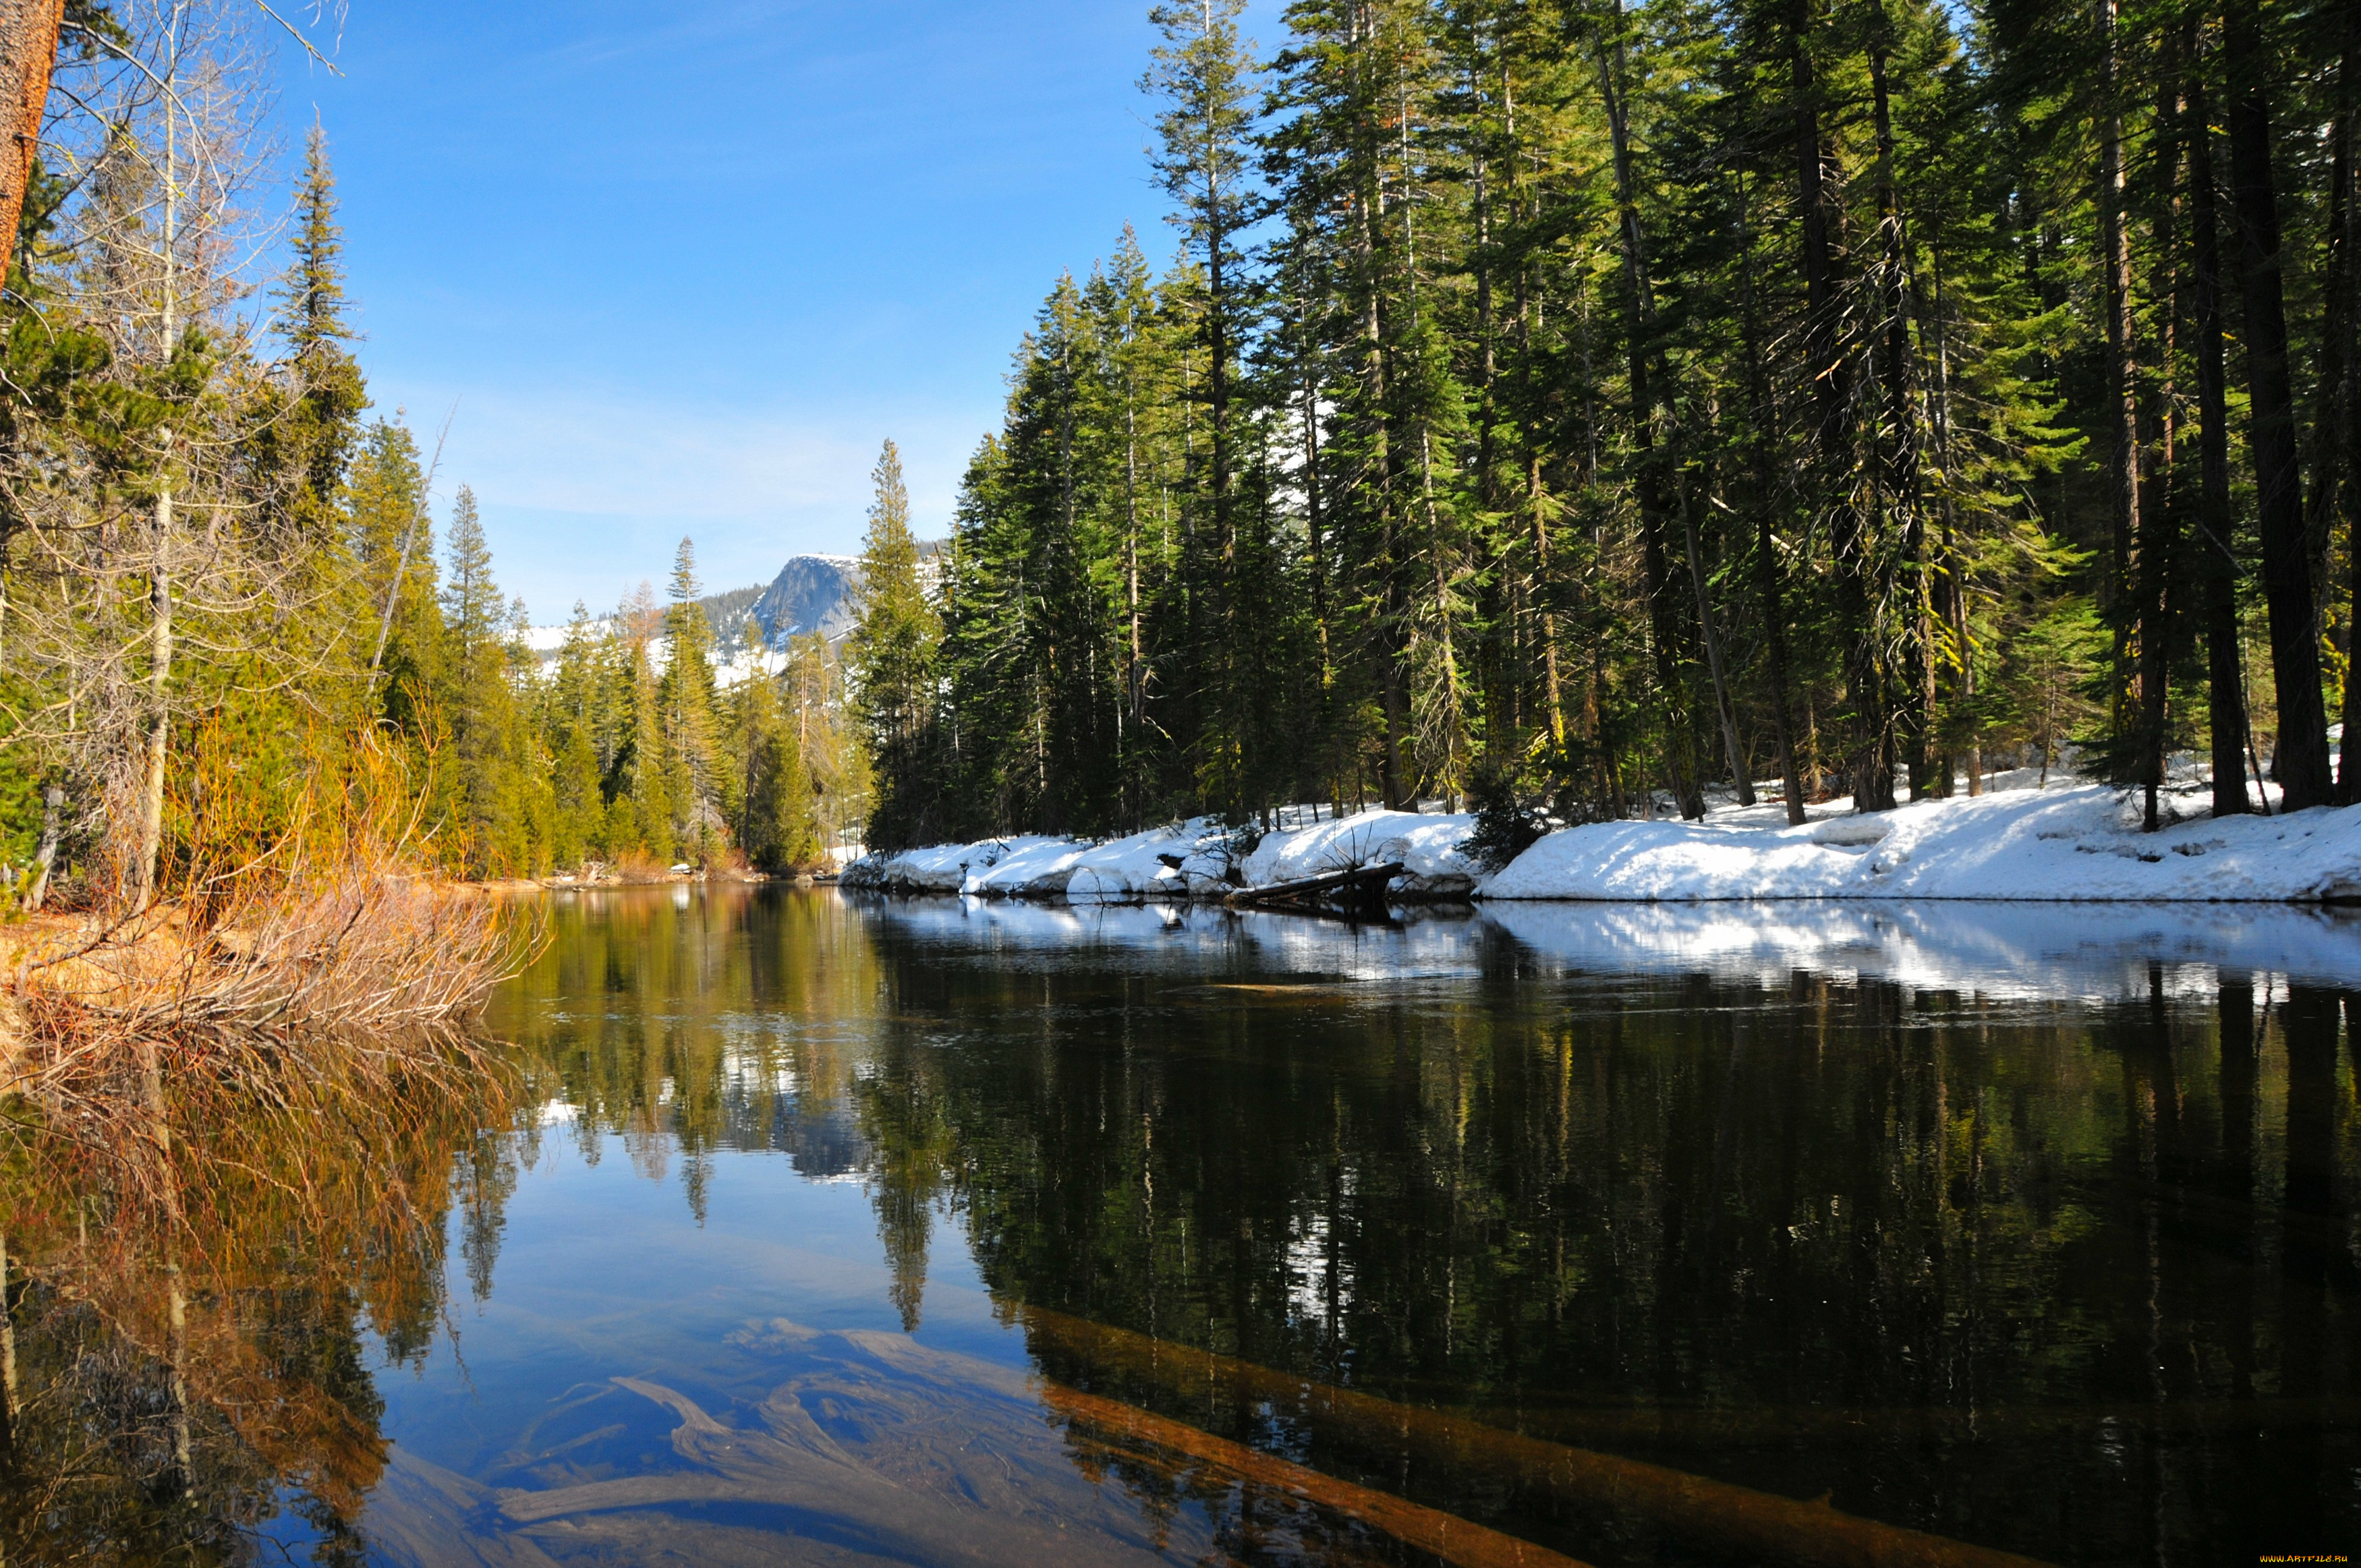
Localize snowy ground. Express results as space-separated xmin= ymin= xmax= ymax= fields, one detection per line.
xmin=839 ymin=772 xmax=2361 ymax=906
xmin=1481 ymin=774 xmax=2360 ymax=902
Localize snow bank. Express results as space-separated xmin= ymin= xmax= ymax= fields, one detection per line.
xmin=964 ymin=836 xmax=1091 ymax=898
xmin=1481 ymin=784 xmax=2361 ymax=904
xmin=841 ymin=835 xmax=1066 ymax=895
xmin=1064 ymin=817 xmax=1240 ymax=901
xmin=845 ymin=784 xmax=2361 ymax=908
xmin=843 ymin=819 xmax=1250 ymax=902
xmin=1242 ymin=810 xmax=1480 ymax=900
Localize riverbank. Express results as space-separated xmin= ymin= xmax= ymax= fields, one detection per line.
xmin=0 ymin=870 xmax=526 ymax=1118
xmin=842 ymin=774 xmax=2361 ymax=906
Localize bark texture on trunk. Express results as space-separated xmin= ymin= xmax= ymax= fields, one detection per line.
xmin=0 ymin=0 xmax=61 ymax=272
xmin=2225 ymin=0 xmax=2335 ymax=808
xmin=1794 ymin=0 xmax=1888 ymax=811
xmin=2099 ymin=0 xmax=2144 ymax=741
xmin=2185 ymin=42 xmax=2250 ymax=817
xmin=1599 ymin=25 xmax=1705 ymax=821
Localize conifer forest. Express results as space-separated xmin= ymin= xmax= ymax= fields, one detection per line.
xmin=6 ymin=0 xmax=2361 ymax=894
xmin=856 ymin=0 xmax=2361 ymax=852
xmin=0 ymin=0 xmax=864 ymax=892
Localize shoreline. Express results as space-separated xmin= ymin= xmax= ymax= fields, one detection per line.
xmin=834 ymin=780 xmax=2361 ymax=909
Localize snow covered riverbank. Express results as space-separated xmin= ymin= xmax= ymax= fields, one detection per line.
xmin=840 ymin=811 xmax=1479 ymax=900
xmin=1483 ymin=781 xmax=2361 ymax=902
xmin=841 ymin=778 xmax=2361 ymax=906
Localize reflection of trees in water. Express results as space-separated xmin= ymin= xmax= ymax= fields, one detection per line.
xmin=501 ymin=888 xmax=955 ymax=1320
xmin=857 ymin=1023 xmax=957 ymax=1331
xmin=497 ymin=886 xmax=887 ymax=1192
xmin=839 ymin=923 xmax=2359 ymax=1568
xmin=0 ymin=1056 xmax=524 ymax=1566
xmin=488 ymin=890 xmax=2361 ymax=1563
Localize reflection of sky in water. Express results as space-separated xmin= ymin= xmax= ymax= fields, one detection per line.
xmin=349 ymin=1136 xmax=1255 ymax=1565
xmin=273 ymin=890 xmax=2361 ymax=1565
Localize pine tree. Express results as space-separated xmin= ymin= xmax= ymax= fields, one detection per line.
xmin=438 ymin=486 xmax=525 ymax=872
xmin=849 ymin=440 xmax=944 ymax=848
xmin=731 ymin=672 xmax=821 ymax=870
xmin=268 ymin=124 xmax=368 ymax=539
xmin=549 ymin=601 xmax=604 ymax=867
xmin=660 ymin=537 xmax=721 ymax=859
xmin=625 ymin=637 xmax=673 ymax=865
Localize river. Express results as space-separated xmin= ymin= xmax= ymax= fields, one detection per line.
xmin=3 ymin=885 xmax=2356 ymax=1565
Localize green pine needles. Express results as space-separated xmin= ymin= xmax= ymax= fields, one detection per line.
xmin=851 ymin=0 xmax=2361 ymax=843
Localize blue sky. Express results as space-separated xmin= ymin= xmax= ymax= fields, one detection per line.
xmin=273 ymin=1 xmax=1270 ymax=620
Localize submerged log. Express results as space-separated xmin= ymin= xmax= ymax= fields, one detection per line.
xmin=1046 ymin=1383 xmax=1591 ymax=1568
xmin=1228 ymin=860 xmax=1404 ymax=918
xmin=1018 ymin=1304 xmax=2052 ymax=1568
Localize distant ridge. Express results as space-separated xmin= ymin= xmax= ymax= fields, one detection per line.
xmin=746 ymin=554 xmax=861 ymax=649
xmin=529 ymin=545 xmax=942 ymax=674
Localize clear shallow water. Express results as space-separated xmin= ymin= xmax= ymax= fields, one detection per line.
xmin=7 ymin=886 xmax=2360 ymax=1566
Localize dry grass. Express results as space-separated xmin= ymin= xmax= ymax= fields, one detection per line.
xmin=0 ymin=858 xmax=535 ymax=1203
xmin=0 ymin=727 xmax=542 ymax=1209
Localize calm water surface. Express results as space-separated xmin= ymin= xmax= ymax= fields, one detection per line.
xmin=7 ymin=886 xmax=2361 ymax=1567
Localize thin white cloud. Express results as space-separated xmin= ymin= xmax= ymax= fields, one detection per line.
xmin=373 ymin=380 xmax=984 ymax=618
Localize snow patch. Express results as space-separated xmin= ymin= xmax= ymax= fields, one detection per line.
xmin=1243 ymin=810 xmax=1479 ymax=900
xmin=1481 ymin=782 xmax=2361 ymax=903
xmin=1066 ymin=817 xmax=1238 ymax=902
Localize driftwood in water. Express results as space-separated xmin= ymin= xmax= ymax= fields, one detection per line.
xmin=1045 ymin=1381 xmax=1589 ymax=1568
xmin=1228 ymin=860 xmax=1403 ymax=918
xmin=1019 ymin=1304 xmax=2051 ymax=1568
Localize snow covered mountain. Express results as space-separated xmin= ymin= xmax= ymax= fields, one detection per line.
xmin=523 ymin=550 xmax=915 ymax=686
xmin=745 ymin=554 xmax=861 ymax=648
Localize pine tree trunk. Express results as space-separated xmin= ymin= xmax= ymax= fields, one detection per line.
xmin=2099 ymin=0 xmax=2144 ymax=745
xmin=1530 ymin=455 xmax=1567 ymax=751
xmin=1599 ymin=24 xmax=1705 ymax=821
xmin=1738 ymin=181 xmax=1808 ymax=823
xmin=2321 ymin=0 xmax=2361 ymax=801
xmin=1917 ymin=214 xmax=1979 ymax=798
xmin=1871 ymin=39 xmax=1932 ymax=801
xmin=2225 ymin=0 xmax=2335 ymax=808
xmin=1299 ymin=330 xmax=1331 ymax=689
xmin=2186 ymin=36 xmax=2251 ymax=816
xmin=2140 ymin=68 xmax=2190 ymax=832
xmin=1680 ymin=464 xmax=1753 ymax=806
xmin=0 ymin=0 xmax=61 ymax=274
xmin=1793 ymin=0 xmax=1886 ymax=811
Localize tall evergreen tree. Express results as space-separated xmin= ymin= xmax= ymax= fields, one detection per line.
xmin=660 ymin=537 xmax=721 ymax=859
xmin=849 ymin=440 xmax=944 ymax=847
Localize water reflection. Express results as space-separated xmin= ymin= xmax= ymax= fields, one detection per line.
xmin=12 ymin=886 xmax=2353 ymax=1565
xmin=0 ymin=1056 xmax=526 ymax=1566
xmin=485 ymin=888 xmax=2361 ymax=1564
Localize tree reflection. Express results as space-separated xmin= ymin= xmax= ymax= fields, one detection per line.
xmin=0 ymin=1051 xmax=523 ymax=1565
xmin=494 ymin=889 xmax=2360 ymax=1565
xmin=834 ymin=910 xmax=2359 ymax=1568
xmin=495 ymin=885 xmax=887 ymax=1183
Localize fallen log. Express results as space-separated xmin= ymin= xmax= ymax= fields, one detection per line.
xmin=1017 ymin=1304 xmax=2053 ymax=1568
xmin=1044 ymin=1383 xmax=1593 ymax=1568
xmin=1227 ymin=860 xmax=1404 ymax=917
